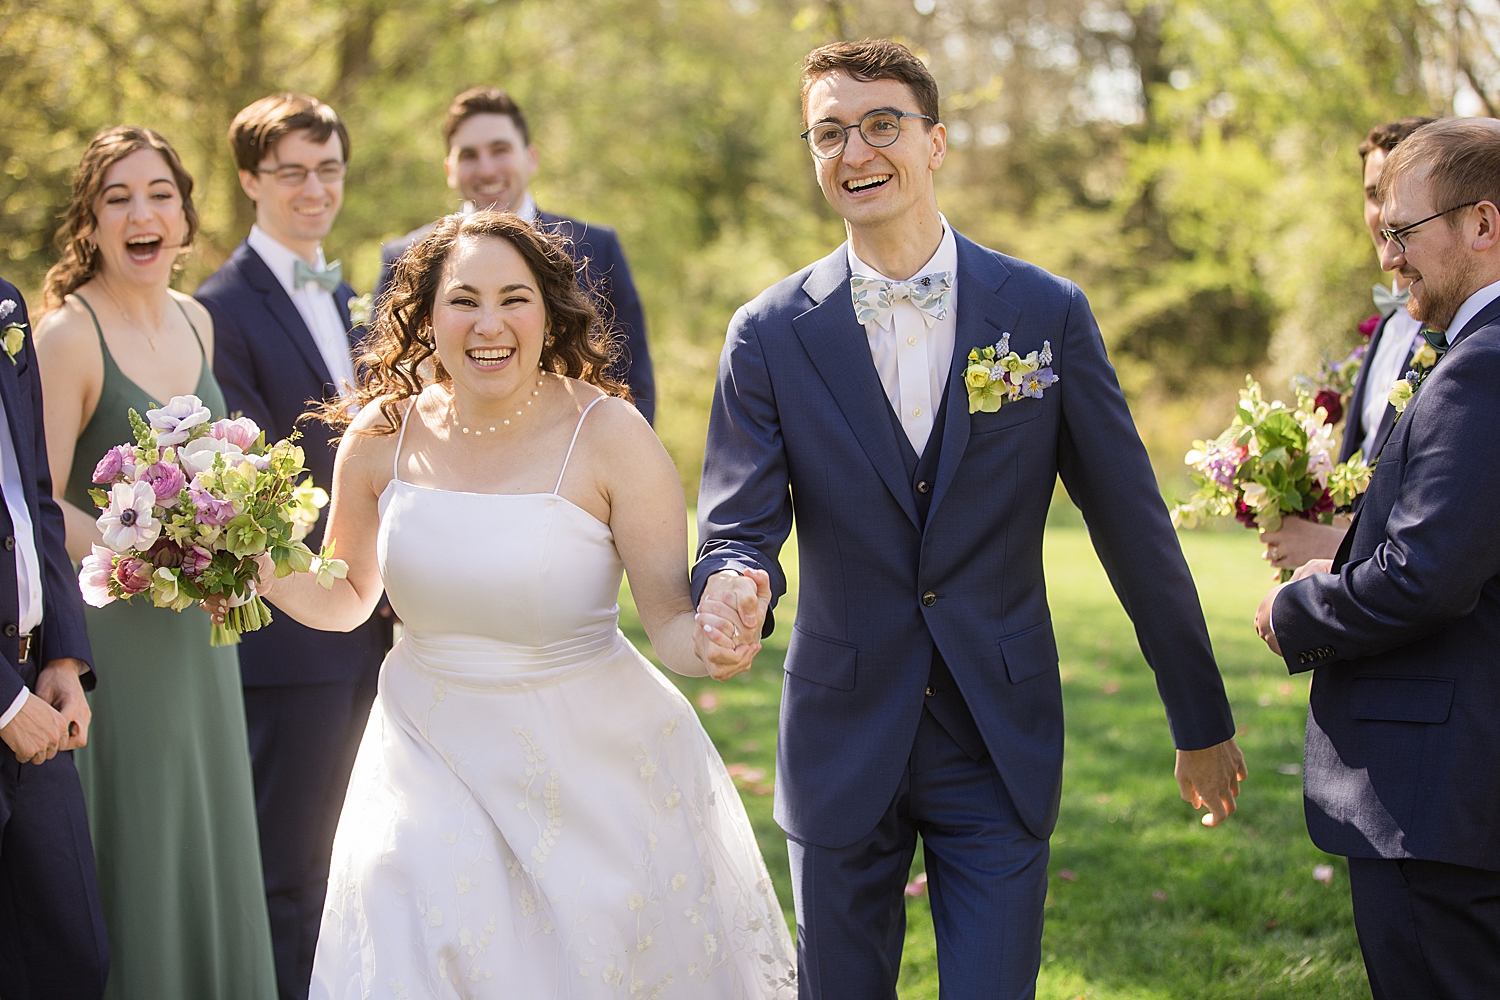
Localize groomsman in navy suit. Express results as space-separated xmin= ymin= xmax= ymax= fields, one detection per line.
xmin=1262 ymin=117 xmax=1435 ymax=575
xmin=195 ymin=94 xmax=385 ymax=1000
xmin=376 ymin=86 xmax=655 ymax=422
xmin=0 ymin=279 xmax=108 ymax=996
xmin=1258 ymin=116 xmax=1500 ymax=998
xmin=692 ymin=41 xmax=1243 ymax=998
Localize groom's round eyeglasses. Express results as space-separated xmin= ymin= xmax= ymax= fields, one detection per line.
xmin=255 ymin=162 xmax=348 ymax=187
xmin=1380 ymin=201 xmax=1479 ymax=253
xmin=801 ymin=110 xmax=934 ymax=159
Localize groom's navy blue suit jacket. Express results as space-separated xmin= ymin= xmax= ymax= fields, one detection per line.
xmin=693 ymin=234 xmax=1235 ymax=849
xmin=196 ymin=243 xmax=388 ymax=687
xmin=1274 ymin=296 xmax=1500 ymax=872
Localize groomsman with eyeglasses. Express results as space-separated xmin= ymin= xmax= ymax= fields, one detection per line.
xmin=376 ymin=86 xmax=655 ymax=423
xmin=195 ymin=93 xmax=387 ymax=1000
xmin=1260 ymin=116 xmax=1435 ymax=575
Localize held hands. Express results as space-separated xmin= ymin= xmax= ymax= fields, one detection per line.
xmin=1254 ymin=559 xmax=1332 ymax=656
xmin=694 ymin=569 xmax=772 ymax=682
xmin=1175 ymin=738 xmax=1247 ymax=826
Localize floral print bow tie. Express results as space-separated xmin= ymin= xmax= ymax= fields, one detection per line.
xmin=850 ymin=271 xmax=953 ymax=329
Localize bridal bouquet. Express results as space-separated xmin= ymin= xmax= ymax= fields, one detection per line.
xmin=78 ymin=395 xmax=347 ymax=645
xmin=1170 ymin=378 xmax=1373 ymax=580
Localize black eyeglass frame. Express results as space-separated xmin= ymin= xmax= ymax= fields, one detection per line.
xmin=253 ymin=162 xmax=349 ymax=187
xmin=800 ymin=109 xmax=935 ymax=159
xmin=1380 ymin=201 xmax=1480 ymax=252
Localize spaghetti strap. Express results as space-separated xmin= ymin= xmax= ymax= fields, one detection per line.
xmin=554 ymin=395 xmax=609 ymax=495
xmin=72 ymin=294 xmax=107 ymax=349
xmin=170 ymin=296 xmax=208 ymax=359
xmin=392 ymin=400 xmax=418 ymax=484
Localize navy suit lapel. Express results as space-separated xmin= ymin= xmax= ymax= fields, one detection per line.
xmin=236 ymin=243 xmax=335 ymax=386
xmin=792 ymin=249 xmax=921 ymax=530
xmin=0 ymin=349 xmax=32 ymax=508
xmin=926 ymin=235 xmax=1021 ymax=521
xmin=1446 ymin=293 xmax=1500 ymax=350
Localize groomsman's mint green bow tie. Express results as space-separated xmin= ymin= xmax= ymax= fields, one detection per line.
xmin=850 ymin=272 xmax=953 ymax=328
xmin=1372 ymin=282 xmax=1410 ymax=317
xmin=293 ymin=258 xmax=342 ymax=293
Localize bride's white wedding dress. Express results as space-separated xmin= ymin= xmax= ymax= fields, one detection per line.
xmin=311 ymin=397 xmax=795 ymax=999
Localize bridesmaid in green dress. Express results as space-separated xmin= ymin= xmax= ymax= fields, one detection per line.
xmin=34 ymin=126 xmax=277 ymax=1000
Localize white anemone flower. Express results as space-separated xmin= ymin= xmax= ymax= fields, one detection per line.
xmin=146 ymin=395 xmax=212 ymax=446
xmin=179 ymin=436 xmax=246 ymax=478
xmin=97 ymin=480 xmax=162 ymax=552
xmin=78 ymin=544 xmax=117 ymax=607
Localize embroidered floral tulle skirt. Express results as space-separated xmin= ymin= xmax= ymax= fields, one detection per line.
xmin=310 ymin=627 xmax=796 ymax=999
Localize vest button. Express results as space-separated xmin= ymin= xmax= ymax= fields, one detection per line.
xmin=921 ymin=591 xmax=936 ymax=607
xmin=3 ymin=624 xmax=15 ymax=638
xmin=916 ymin=481 xmax=930 ymax=493
xmin=2 ymin=536 xmax=12 ymax=551
xmin=925 ymin=686 xmax=937 ymax=697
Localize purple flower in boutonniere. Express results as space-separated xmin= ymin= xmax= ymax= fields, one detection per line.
xmin=962 ymin=335 xmax=1058 ymax=413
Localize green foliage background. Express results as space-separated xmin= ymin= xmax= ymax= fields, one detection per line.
xmin=2 ymin=0 xmax=1493 ymax=488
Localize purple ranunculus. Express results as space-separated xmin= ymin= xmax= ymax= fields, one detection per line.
xmin=209 ymin=416 xmax=260 ymax=451
xmin=189 ymin=480 xmax=238 ymax=527
xmin=92 ymin=445 xmax=136 ymax=484
xmin=113 ymin=556 xmax=152 ymax=595
xmin=179 ymin=544 xmax=213 ymax=578
xmin=142 ymin=461 xmax=187 ymax=505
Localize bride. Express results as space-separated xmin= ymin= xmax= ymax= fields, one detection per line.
xmin=232 ymin=210 xmax=795 ymax=998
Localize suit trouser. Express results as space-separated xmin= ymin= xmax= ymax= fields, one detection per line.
xmin=244 ymin=672 xmax=378 ymax=1000
xmin=788 ymin=707 xmax=1048 ymax=1000
xmin=0 ymin=750 xmax=109 ymax=999
xmin=1348 ymin=856 xmax=1500 ymax=1000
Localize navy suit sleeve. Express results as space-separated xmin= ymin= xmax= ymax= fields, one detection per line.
xmin=692 ymin=307 xmax=791 ymax=633
xmin=1054 ymin=283 xmax=1234 ymax=750
xmin=8 ymin=290 xmax=93 ymax=688
xmin=196 ymin=286 xmax=275 ymax=435
xmin=599 ymin=233 xmax=654 ymax=425
xmin=1274 ymin=340 xmax=1500 ymax=668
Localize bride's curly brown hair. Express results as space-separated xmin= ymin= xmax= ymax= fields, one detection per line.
xmin=324 ymin=210 xmax=627 ymax=435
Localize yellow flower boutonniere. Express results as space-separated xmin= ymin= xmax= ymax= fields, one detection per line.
xmin=963 ymin=333 xmax=1057 ymax=414
xmin=0 ymin=299 xmax=23 ymax=364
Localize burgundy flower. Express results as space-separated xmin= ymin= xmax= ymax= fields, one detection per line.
xmin=113 ymin=556 xmax=152 ymax=595
xmin=1234 ymin=497 xmax=1259 ymax=528
xmin=180 ymin=545 xmax=213 ymax=578
xmin=1358 ymin=315 xmax=1380 ymax=338
xmin=142 ymin=461 xmax=187 ymax=505
xmin=1314 ymin=389 xmax=1344 ymax=426
xmin=1306 ymin=488 xmax=1335 ymax=516
xmin=144 ymin=538 xmax=183 ymax=569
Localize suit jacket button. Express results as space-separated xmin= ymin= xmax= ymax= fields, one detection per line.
xmin=3 ymin=624 xmax=16 ymax=638
xmin=926 ymin=686 xmax=937 ymax=697
xmin=921 ymin=591 xmax=936 ymax=607
xmin=2 ymin=536 xmax=12 ymax=551
xmin=917 ymin=481 xmax=930 ymax=494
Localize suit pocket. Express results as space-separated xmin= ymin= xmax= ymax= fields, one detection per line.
xmin=1349 ymin=676 xmax=1454 ymax=723
xmin=785 ymin=625 xmax=858 ymax=691
xmin=999 ymin=621 xmax=1058 ymax=683
xmin=969 ymin=400 xmax=1044 ymax=436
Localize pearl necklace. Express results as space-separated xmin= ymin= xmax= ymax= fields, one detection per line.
xmin=458 ymin=377 xmax=544 ymax=436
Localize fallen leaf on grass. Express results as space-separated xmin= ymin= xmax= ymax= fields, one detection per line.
xmin=696 ymin=691 xmax=718 ymax=713
xmin=1313 ymin=864 xmax=1334 ymax=886
xmin=1264 ymin=918 xmax=1280 ymax=930
xmin=1151 ymin=890 xmax=1168 ymax=901
xmin=1276 ymin=763 xmax=1302 ymax=775
xmin=905 ymin=872 xmax=928 ymax=897
xmin=1102 ymin=681 xmax=1121 ymax=694
xmin=1057 ymin=869 xmax=1078 ymax=882
xmin=1278 ymin=682 xmax=1294 ymax=696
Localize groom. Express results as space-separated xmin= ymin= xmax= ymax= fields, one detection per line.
xmin=693 ymin=41 xmax=1244 ymax=998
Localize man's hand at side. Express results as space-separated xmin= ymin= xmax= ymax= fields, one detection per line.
xmin=694 ymin=569 xmax=772 ymax=681
xmin=36 ymin=658 xmax=91 ymax=750
xmin=1176 ymin=738 xmax=1247 ymax=827
xmin=0 ymin=691 xmax=69 ymax=765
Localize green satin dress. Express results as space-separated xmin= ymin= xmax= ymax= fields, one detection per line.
xmin=68 ymin=295 xmax=277 ymax=1000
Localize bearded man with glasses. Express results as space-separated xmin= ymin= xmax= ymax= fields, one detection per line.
xmin=1256 ymin=116 xmax=1500 ymax=999
xmin=693 ymin=39 xmax=1243 ymax=999
xmin=195 ymin=93 xmax=388 ymax=1000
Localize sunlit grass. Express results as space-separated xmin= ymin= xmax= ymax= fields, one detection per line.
xmin=618 ymin=514 xmax=1367 ymax=999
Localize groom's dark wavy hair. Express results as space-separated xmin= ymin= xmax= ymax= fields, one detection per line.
xmin=323 ymin=210 xmax=626 ymax=437
xmin=801 ymin=40 xmax=940 ymax=127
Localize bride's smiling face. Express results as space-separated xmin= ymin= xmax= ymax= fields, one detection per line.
xmin=431 ymin=235 xmax=549 ymax=403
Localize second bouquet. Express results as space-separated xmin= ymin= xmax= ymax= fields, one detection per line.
xmin=78 ymin=394 xmax=347 ymax=645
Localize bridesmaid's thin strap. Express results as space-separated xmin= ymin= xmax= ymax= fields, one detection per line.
xmin=391 ymin=399 xmax=417 ymax=484
xmin=170 ymin=296 xmax=208 ymax=360
xmin=72 ymin=294 xmax=108 ymax=351
xmin=554 ymin=395 xmax=609 ymax=495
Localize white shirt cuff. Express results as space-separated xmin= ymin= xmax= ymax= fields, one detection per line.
xmin=0 ymin=689 xmax=30 ymax=730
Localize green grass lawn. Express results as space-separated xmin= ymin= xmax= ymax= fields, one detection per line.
xmin=618 ymin=517 xmax=1368 ymax=999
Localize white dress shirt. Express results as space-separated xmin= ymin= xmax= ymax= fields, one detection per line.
xmin=1442 ymin=277 xmax=1500 ymax=346
xmin=0 ymin=395 xmax=44 ymax=729
xmin=848 ymin=219 xmax=958 ymax=457
xmin=246 ymin=226 xmax=358 ymax=398
xmin=1360 ymin=289 xmax=1423 ymax=460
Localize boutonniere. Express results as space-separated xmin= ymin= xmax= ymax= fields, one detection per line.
xmin=0 ymin=300 xmax=25 ymax=365
xmin=1387 ymin=329 xmax=1446 ymax=415
xmin=962 ymin=333 xmax=1057 ymax=414
xmin=347 ymin=293 xmax=374 ymax=329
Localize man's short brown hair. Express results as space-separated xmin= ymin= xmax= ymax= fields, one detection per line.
xmin=229 ymin=93 xmax=349 ymax=172
xmin=801 ymin=40 xmax=940 ymax=127
xmin=1377 ymin=117 xmax=1500 ymax=220
xmin=1359 ymin=116 xmax=1438 ymax=163
xmin=443 ymin=87 xmax=531 ymax=150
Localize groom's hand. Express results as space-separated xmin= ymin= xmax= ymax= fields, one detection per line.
xmin=694 ymin=569 xmax=772 ymax=681
xmin=1175 ymin=738 xmax=1247 ymax=827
